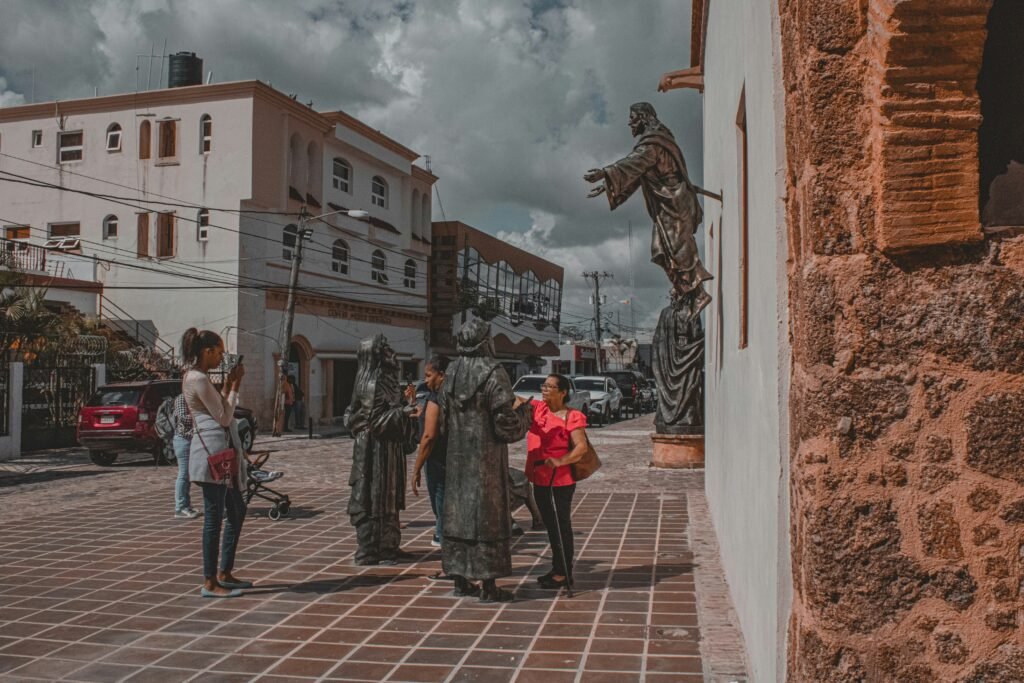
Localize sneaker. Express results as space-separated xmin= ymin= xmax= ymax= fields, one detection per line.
xmin=175 ymin=509 xmax=200 ymax=519
xmin=430 ymin=536 xmax=441 ymax=548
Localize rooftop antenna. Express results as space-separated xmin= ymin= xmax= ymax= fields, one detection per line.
xmin=157 ymin=38 xmax=167 ymax=88
xmin=30 ymin=67 xmax=35 ymax=103
xmin=147 ymin=42 xmax=155 ymax=90
xmin=206 ymin=71 xmax=213 ymax=84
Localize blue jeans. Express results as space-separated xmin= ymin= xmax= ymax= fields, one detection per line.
xmin=425 ymin=457 xmax=445 ymax=541
xmin=173 ymin=435 xmax=191 ymax=511
xmin=198 ymin=482 xmax=246 ymax=579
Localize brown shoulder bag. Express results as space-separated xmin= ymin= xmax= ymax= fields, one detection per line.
xmin=570 ymin=411 xmax=602 ymax=482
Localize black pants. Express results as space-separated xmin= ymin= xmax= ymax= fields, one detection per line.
xmin=533 ymin=483 xmax=576 ymax=575
xmin=283 ymin=404 xmax=293 ymax=430
xmin=198 ymin=482 xmax=246 ymax=579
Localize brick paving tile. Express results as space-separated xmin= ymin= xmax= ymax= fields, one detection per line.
xmin=5 ymin=656 xmax=82 ymax=679
xmin=1 ymin=415 xmax=749 ymax=683
xmin=386 ymin=663 xmax=455 ymax=682
xmin=65 ymin=661 xmax=142 ymax=681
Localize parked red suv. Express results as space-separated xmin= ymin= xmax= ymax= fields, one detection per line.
xmin=77 ymin=380 xmax=257 ymax=466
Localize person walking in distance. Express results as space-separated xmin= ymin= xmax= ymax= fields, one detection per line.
xmin=181 ymin=328 xmax=251 ymax=598
xmin=282 ymin=372 xmax=295 ymax=433
xmin=411 ymin=355 xmax=450 ymax=552
xmin=290 ymin=376 xmax=305 ymax=430
xmin=519 ymin=373 xmax=591 ymax=589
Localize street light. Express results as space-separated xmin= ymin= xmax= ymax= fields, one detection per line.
xmin=270 ymin=206 xmax=369 ymax=435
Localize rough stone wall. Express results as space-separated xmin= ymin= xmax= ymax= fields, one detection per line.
xmin=780 ymin=0 xmax=1024 ymax=679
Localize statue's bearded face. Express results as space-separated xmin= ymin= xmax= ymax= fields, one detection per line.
xmin=628 ymin=110 xmax=645 ymax=137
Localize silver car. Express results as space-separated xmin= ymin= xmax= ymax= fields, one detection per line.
xmin=572 ymin=376 xmax=623 ymax=426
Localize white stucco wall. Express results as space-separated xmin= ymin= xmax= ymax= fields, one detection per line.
xmin=0 ymin=95 xmax=254 ymax=347
xmin=701 ymin=0 xmax=791 ymax=680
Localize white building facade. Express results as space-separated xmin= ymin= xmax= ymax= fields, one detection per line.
xmin=0 ymin=80 xmax=435 ymax=425
xmin=662 ymin=1 xmax=791 ymax=680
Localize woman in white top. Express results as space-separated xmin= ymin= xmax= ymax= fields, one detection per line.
xmin=181 ymin=328 xmax=250 ymax=598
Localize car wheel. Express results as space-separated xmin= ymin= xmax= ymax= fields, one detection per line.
xmin=89 ymin=450 xmax=117 ymax=466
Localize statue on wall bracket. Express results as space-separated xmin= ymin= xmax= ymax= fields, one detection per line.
xmin=585 ymin=101 xmax=708 ymax=435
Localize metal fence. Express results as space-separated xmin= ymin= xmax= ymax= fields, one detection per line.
xmin=21 ymin=365 xmax=96 ymax=451
xmin=0 ymin=364 xmax=9 ymax=437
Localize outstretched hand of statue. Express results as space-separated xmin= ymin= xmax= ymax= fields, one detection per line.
xmin=586 ymin=185 xmax=606 ymax=199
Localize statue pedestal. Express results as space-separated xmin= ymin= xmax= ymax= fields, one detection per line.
xmin=650 ymin=433 xmax=704 ymax=469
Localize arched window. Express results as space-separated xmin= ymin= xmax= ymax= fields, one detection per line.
xmin=403 ymin=259 xmax=416 ymax=289
xmin=332 ymin=239 xmax=349 ymax=274
xmin=371 ymin=176 xmax=388 ymax=209
xmin=371 ymin=249 xmax=388 ymax=284
xmin=411 ymin=189 xmax=420 ymax=237
xmin=197 ymin=209 xmax=210 ymax=241
xmin=103 ymin=214 xmax=118 ymax=240
xmin=106 ymin=123 xmax=122 ymax=152
xmin=306 ymin=141 xmax=319 ymax=193
xmin=139 ymin=120 xmax=151 ymax=160
xmin=288 ymin=133 xmax=303 ymax=188
xmin=200 ymin=114 xmax=212 ymax=153
xmin=283 ymin=224 xmax=298 ymax=260
xmin=332 ymin=157 xmax=351 ymax=193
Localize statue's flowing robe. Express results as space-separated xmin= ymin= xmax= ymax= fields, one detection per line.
xmin=440 ymin=353 xmax=531 ymax=580
xmin=653 ymin=302 xmax=705 ymax=432
xmin=346 ymin=342 xmax=417 ymax=564
xmin=602 ymin=128 xmax=711 ymax=294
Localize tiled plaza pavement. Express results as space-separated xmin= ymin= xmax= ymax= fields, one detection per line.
xmin=0 ymin=415 xmax=748 ymax=682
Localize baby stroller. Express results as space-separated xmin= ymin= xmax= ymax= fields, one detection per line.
xmin=244 ymin=452 xmax=291 ymax=520
xmin=225 ymin=419 xmax=291 ymax=520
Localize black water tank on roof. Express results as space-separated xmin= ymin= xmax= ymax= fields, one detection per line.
xmin=168 ymin=52 xmax=203 ymax=88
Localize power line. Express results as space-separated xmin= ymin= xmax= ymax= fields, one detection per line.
xmin=0 ymin=157 xmax=429 ymax=267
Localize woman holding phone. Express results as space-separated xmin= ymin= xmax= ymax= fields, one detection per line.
xmin=181 ymin=328 xmax=250 ymax=598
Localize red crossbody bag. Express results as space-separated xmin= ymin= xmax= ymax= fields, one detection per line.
xmin=183 ymin=376 xmax=238 ymax=487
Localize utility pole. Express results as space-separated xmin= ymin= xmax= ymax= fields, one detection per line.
xmin=269 ymin=205 xmax=367 ymax=436
xmin=583 ymin=271 xmax=612 ymax=372
xmin=272 ymin=207 xmax=310 ymax=436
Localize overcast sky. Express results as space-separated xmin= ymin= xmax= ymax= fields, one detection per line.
xmin=0 ymin=0 xmax=703 ymax=339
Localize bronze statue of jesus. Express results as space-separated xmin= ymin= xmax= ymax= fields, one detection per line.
xmin=585 ymin=101 xmax=712 ymax=315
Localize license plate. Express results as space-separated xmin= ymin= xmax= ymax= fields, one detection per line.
xmin=99 ymin=416 xmax=115 ymax=424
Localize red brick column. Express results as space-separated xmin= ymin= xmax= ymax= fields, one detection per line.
xmin=780 ymin=0 xmax=1024 ymax=679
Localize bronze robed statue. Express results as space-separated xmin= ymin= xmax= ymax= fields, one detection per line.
xmin=439 ymin=320 xmax=532 ymax=602
xmin=585 ymin=102 xmax=707 ymax=434
xmin=345 ymin=334 xmax=419 ymax=565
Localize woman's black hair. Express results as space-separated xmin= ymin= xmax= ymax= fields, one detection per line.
xmin=181 ymin=328 xmax=223 ymax=367
xmin=548 ymin=373 xmax=571 ymax=395
xmin=426 ymin=354 xmax=450 ymax=373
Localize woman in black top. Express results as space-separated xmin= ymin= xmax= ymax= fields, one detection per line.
xmin=411 ymin=355 xmax=450 ymax=550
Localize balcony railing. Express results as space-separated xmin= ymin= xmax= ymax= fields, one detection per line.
xmin=0 ymin=238 xmax=47 ymax=273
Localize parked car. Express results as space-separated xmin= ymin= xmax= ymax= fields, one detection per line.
xmin=601 ymin=370 xmax=651 ymax=416
xmin=572 ymin=376 xmax=623 ymax=425
xmin=512 ymin=374 xmax=593 ymax=419
xmin=77 ymin=379 xmax=257 ymax=466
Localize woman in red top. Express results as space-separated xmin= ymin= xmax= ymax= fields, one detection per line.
xmin=518 ymin=373 xmax=591 ymax=589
